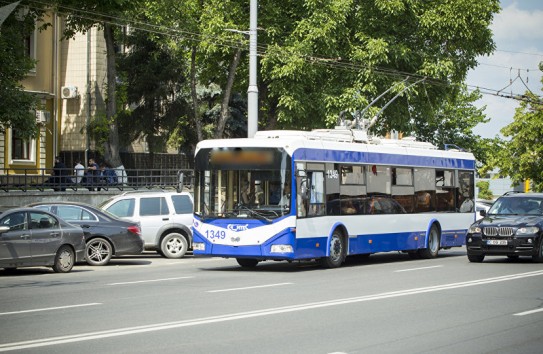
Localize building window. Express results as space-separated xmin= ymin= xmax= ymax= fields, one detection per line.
xmin=10 ymin=130 xmax=35 ymax=163
xmin=23 ymin=28 xmax=37 ymax=73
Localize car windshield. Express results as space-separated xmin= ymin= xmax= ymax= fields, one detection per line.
xmin=488 ymin=196 xmax=543 ymax=216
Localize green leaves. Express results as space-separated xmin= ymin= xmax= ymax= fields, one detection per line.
xmin=491 ymin=83 xmax=543 ymax=192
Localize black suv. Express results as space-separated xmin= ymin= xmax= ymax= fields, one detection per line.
xmin=466 ymin=192 xmax=543 ymax=263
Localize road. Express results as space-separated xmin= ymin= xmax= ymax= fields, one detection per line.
xmin=0 ymin=249 xmax=542 ymax=354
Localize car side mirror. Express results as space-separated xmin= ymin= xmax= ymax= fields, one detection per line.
xmin=0 ymin=225 xmax=10 ymax=234
xmin=480 ymin=210 xmax=486 ymax=217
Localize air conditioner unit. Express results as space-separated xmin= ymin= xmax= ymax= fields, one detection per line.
xmin=61 ymin=86 xmax=79 ymax=99
xmin=35 ymin=110 xmax=51 ymax=124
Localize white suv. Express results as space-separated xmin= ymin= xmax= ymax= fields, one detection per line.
xmin=99 ymin=191 xmax=193 ymax=258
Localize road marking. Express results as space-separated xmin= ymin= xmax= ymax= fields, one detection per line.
xmin=0 ymin=303 xmax=101 ymax=316
xmin=2 ymin=270 xmax=543 ymax=352
xmin=514 ymin=307 xmax=543 ymax=316
xmin=394 ymin=265 xmax=444 ymax=272
xmin=207 ymin=282 xmax=293 ymax=293
xmin=107 ymin=276 xmax=193 ymax=286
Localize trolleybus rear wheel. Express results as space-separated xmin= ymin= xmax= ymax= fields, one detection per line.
xmin=418 ymin=224 xmax=440 ymax=259
xmin=320 ymin=230 xmax=345 ymax=268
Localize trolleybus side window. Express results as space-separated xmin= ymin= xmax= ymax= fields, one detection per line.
xmin=436 ymin=170 xmax=455 ymax=212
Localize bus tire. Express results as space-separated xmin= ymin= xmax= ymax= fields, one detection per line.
xmin=418 ymin=224 xmax=440 ymax=259
xmin=320 ymin=229 xmax=345 ymax=268
xmin=236 ymin=258 xmax=259 ymax=268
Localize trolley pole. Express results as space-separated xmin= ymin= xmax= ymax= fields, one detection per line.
xmin=247 ymin=0 xmax=258 ymax=138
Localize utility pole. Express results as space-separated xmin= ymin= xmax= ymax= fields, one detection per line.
xmin=247 ymin=0 xmax=258 ymax=138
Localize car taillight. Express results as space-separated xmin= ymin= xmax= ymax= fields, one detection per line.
xmin=127 ymin=225 xmax=141 ymax=236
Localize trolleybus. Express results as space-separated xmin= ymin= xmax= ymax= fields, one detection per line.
xmin=192 ymin=127 xmax=475 ymax=268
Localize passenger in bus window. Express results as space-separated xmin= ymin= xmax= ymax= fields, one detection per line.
xmin=341 ymin=199 xmax=356 ymax=214
xmin=269 ymin=182 xmax=281 ymax=204
xmin=278 ymin=183 xmax=291 ymax=207
xmin=241 ymin=180 xmax=252 ymax=204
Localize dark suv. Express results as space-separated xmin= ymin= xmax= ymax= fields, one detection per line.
xmin=466 ymin=192 xmax=543 ymax=263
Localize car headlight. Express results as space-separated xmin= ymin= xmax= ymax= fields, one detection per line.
xmin=468 ymin=225 xmax=481 ymax=234
xmin=516 ymin=227 xmax=539 ymax=235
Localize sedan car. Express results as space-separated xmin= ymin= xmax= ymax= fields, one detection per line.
xmin=0 ymin=207 xmax=85 ymax=272
xmin=466 ymin=192 xmax=543 ymax=263
xmin=28 ymin=202 xmax=144 ymax=266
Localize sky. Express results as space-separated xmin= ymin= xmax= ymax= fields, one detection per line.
xmin=467 ymin=0 xmax=543 ymax=138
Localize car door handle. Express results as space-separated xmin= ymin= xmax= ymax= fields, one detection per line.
xmin=50 ymin=232 xmax=60 ymax=237
xmin=162 ymin=218 xmax=169 ymax=221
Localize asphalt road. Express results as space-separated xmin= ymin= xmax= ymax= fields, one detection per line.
xmin=1 ymin=249 xmax=542 ymax=354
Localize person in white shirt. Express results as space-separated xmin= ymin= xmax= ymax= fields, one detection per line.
xmin=74 ymin=159 xmax=85 ymax=184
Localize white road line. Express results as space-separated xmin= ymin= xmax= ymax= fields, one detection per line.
xmin=107 ymin=276 xmax=193 ymax=286
xmin=0 ymin=303 xmax=102 ymax=316
xmin=2 ymin=270 xmax=543 ymax=352
xmin=394 ymin=265 xmax=444 ymax=272
xmin=207 ymin=282 xmax=293 ymax=293
xmin=514 ymin=307 xmax=543 ymax=316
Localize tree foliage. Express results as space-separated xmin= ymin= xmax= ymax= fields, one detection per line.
xmin=488 ymin=64 xmax=543 ymax=192
xmin=258 ymin=0 xmax=500 ymax=135
xmin=476 ymin=180 xmax=494 ymax=200
xmin=22 ymin=0 xmax=502 ymax=160
xmin=116 ymin=27 xmax=190 ymax=153
xmin=0 ymin=3 xmax=47 ymax=139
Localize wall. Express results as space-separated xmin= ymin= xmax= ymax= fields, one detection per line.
xmin=0 ymin=190 xmax=121 ymax=208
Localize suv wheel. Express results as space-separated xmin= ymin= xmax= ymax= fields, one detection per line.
xmin=160 ymin=232 xmax=188 ymax=259
xmin=533 ymin=240 xmax=543 ymax=263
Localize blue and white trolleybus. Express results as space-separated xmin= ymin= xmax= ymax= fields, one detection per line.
xmin=192 ymin=127 xmax=475 ymax=268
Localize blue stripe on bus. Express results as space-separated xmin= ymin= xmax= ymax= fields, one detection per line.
xmin=292 ymin=149 xmax=475 ymax=170
xmin=193 ymin=228 xmax=467 ymax=260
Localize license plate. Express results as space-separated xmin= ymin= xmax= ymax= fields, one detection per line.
xmin=487 ymin=240 xmax=508 ymax=246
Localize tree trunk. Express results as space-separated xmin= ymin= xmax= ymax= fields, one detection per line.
xmin=102 ymin=23 xmax=122 ymax=168
xmin=215 ymin=49 xmax=242 ymax=139
xmin=190 ymin=46 xmax=203 ymax=142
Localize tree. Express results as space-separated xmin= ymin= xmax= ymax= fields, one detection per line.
xmin=116 ymin=26 xmax=190 ymax=153
xmin=488 ymin=64 xmax=543 ymax=192
xmin=0 ymin=2 xmax=47 ymax=139
xmin=476 ymin=181 xmax=493 ymax=200
xmin=258 ymin=0 xmax=500 ymax=134
xmin=411 ymin=85 xmax=496 ymax=167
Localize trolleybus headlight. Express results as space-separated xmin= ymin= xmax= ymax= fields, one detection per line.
xmin=193 ymin=242 xmax=206 ymax=251
xmin=468 ymin=225 xmax=481 ymax=234
xmin=271 ymin=245 xmax=294 ymax=253
xmin=516 ymin=227 xmax=539 ymax=235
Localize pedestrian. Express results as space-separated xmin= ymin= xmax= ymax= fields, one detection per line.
xmin=86 ymin=158 xmax=99 ymax=191
xmin=47 ymin=156 xmax=69 ymax=191
xmin=74 ymin=159 xmax=85 ymax=185
xmin=98 ymin=162 xmax=118 ymax=190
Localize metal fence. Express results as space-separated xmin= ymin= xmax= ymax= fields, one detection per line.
xmin=0 ymin=168 xmax=193 ymax=192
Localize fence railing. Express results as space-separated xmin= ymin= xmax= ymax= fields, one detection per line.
xmin=0 ymin=168 xmax=193 ymax=192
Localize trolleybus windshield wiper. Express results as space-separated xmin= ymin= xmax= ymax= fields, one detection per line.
xmin=235 ymin=204 xmax=272 ymax=222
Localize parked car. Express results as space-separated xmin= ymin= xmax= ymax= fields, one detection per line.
xmin=466 ymin=192 xmax=543 ymax=263
xmin=99 ymin=191 xmax=193 ymax=259
xmin=0 ymin=207 xmax=85 ymax=272
xmin=28 ymin=202 xmax=144 ymax=266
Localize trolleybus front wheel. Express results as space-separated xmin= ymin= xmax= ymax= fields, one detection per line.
xmin=236 ymin=258 xmax=259 ymax=268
